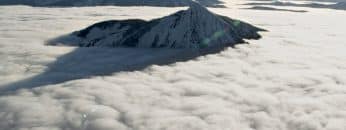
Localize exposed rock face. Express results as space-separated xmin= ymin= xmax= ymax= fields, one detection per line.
xmin=50 ymin=2 xmax=264 ymax=49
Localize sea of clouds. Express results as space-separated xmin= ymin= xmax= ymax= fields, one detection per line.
xmin=0 ymin=1 xmax=346 ymax=130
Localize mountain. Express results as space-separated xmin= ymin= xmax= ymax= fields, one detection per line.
xmin=0 ymin=0 xmax=225 ymax=7
xmin=245 ymin=1 xmax=346 ymax=11
xmin=49 ymin=2 xmax=264 ymax=49
xmin=332 ymin=2 xmax=346 ymax=9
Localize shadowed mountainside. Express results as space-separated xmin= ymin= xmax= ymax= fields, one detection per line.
xmin=47 ymin=3 xmax=264 ymax=49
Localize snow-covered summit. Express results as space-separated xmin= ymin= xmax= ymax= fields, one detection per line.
xmin=49 ymin=2 xmax=264 ymax=49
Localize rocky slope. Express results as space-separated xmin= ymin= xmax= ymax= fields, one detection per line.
xmin=50 ymin=2 xmax=264 ymax=49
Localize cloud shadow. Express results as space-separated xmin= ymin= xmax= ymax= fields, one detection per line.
xmin=0 ymin=42 xmax=250 ymax=94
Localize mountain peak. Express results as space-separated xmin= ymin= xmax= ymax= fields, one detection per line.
xmin=188 ymin=1 xmax=207 ymax=10
xmin=186 ymin=1 xmax=214 ymax=17
xmin=48 ymin=5 xmax=264 ymax=49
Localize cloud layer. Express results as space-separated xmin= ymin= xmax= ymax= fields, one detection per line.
xmin=1 ymin=3 xmax=346 ymax=130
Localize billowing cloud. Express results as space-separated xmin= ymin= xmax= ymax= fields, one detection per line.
xmin=1 ymin=2 xmax=346 ymax=130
